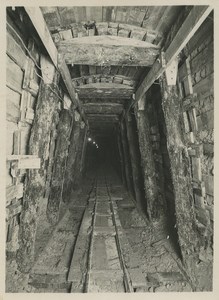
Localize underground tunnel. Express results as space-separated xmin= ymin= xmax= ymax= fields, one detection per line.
xmin=5 ymin=5 xmax=214 ymax=293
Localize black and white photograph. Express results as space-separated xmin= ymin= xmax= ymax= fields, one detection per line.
xmin=2 ymin=0 xmax=217 ymax=297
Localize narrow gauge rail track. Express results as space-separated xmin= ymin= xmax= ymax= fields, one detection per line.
xmin=67 ymin=174 xmax=145 ymax=292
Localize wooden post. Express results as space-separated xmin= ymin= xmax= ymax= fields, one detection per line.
xmin=159 ymin=73 xmax=200 ymax=276
xmin=125 ymin=112 xmax=145 ymax=211
xmin=71 ymin=121 xmax=87 ymax=190
xmin=17 ymin=65 xmax=61 ymax=273
xmin=135 ymin=103 xmax=160 ymax=220
xmin=117 ymin=132 xmax=126 ymax=187
xmin=120 ymin=121 xmax=135 ymax=197
xmin=80 ymin=125 xmax=88 ymax=176
xmin=46 ymin=109 xmax=73 ymax=225
xmin=62 ymin=111 xmax=81 ymax=202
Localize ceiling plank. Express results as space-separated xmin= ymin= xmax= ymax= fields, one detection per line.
xmin=24 ymin=7 xmax=87 ymax=124
xmin=81 ymin=98 xmax=127 ymax=105
xmin=57 ymin=35 xmax=160 ymax=66
xmin=87 ymin=118 xmax=119 ymax=123
xmin=76 ymin=82 xmax=134 ymax=99
xmin=83 ymin=103 xmax=124 ymax=114
xmin=135 ymin=5 xmax=213 ymax=105
xmin=72 ymin=75 xmax=136 ymax=87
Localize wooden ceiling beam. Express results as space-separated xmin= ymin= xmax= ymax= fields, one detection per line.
xmin=57 ymin=35 xmax=160 ymax=66
xmin=134 ymin=5 xmax=213 ymax=105
xmin=83 ymin=103 xmax=124 ymax=114
xmin=76 ymin=82 xmax=134 ymax=99
xmin=88 ymin=117 xmax=119 ymax=122
xmin=72 ymin=75 xmax=136 ymax=87
xmin=24 ymin=7 xmax=87 ymax=125
xmin=81 ymin=98 xmax=127 ymax=105
xmin=87 ymin=113 xmax=119 ymax=118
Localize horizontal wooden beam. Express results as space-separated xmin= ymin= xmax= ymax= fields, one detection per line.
xmin=76 ymin=82 xmax=134 ymax=99
xmin=24 ymin=7 xmax=87 ymax=124
xmin=135 ymin=5 xmax=213 ymax=104
xmin=57 ymin=35 xmax=160 ymax=66
xmin=88 ymin=117 xmax=119 ymax=123
xmin=7 ymin=155 xmax=41 ymax=169
xmin=83 ymin=103 xmax=124 ymax=114
xmin=81 ymin=98 xmax=127 ymax=105
xmin=73 ymin=75 xmax=136 ymax=87
xmin=87 ymin=114 xmax=119 ymax=118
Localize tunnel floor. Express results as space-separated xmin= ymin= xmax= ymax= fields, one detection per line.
xmin=7 ymin=166 xmax=193 ymax=293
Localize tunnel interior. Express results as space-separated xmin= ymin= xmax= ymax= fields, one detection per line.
xmin=5 ymin=6 xmax=214 ymax=293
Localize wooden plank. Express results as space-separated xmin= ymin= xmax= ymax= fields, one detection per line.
xmin=63 ymin=94 xmax=72 ymax=110
xmin=6 ymin=87 xmax=21 ymax=123
xmin=96 ymin=22 xmax=108 ymax=35
xmin=188 ymin=108 xmax=198 ymax=132
xmin=23 ymin=56 xmax=34 ymax=90
xmin=25 ymin=107 xmax=35 ymax=121
xmin=108 ymin=27 xmax=118 ymax=36
xmin=83 ymin=103 xmax=123 ymax=115
xmin=204 ymin=175 xmax=214 ymax=196
xmin=135 ymin=6 xmax=213 ymax=104
xmin=40 ymin=7 xmax=61 ymax=30
xmin=28 ymin=80 xmax=39 ymax=97
xmin=13 ymin=130 xmax=21 ymax=155
xmin=59 ymin=29 xmax=73 ymax=40
xmin=118 ymin=28 xmax=130 ymax=38
xmin=20 ymin=127 xmax=32 ymax=154
xmin=6 ymin=55 xmax=23 ymax=94
xmin=165 ymin=6 xmax=213 ymax=64
xmin=76 ymin=82 xmax=134 ymax=99
xmin=57 ymin=36 xmax=160 ymax=66
xmin=18 ymin=157 xmax=41 ymax=169
xmin=147 ymin=272 xmax=184 ymax=284
xmin=58 ymin=59 xmax=87 ymax=122
xmin=127 ymin=7 xmax=146 ymax=26
xmin=68 ymin=204 xmax=94 ymax=283
xmin=191 ymin=157 xmax=202 ymax=181
xmin=7 ymin=32 xmax=27 ymax=70
xmin=6 ymin=183 xmax=24 ymax=205
xmin=190 ymin=42 xmax=213 ymax=74
xmin=57 ymin=7 xmax=76 ymax=27
xmin=193 ymin=73 xmax=214 ymax=94
xmin=85 ymin=6 xmax=103 ymax=22
xmin=73 ymin=75 xmax=136 ymax=87
xmin=130 ymin=28 xmax=146 ymax=41
xmin=88 ymin=270 xmax=124 ymax=293
xmin=6 ymin=200 xmax=23 ymax=218
xmin=186 ymin=17 xmax=213 ymax=54
xmin=87 ymin=113 xmax=119 ymax=119
xmin=25 ymin=7 xmax=58 ymax=67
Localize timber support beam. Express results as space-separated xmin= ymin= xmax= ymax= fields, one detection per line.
xmin=57 ymin=35 xmax=160 ymax=66
xmin=24 ymin=7 xmax=87 ymax=125
xmin=133 ymin=5 xmax=212 ymax=107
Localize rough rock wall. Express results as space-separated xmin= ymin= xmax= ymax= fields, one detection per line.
xmin=159 ymin=16 xmax=213 ymax=290
xmin=6 ymin=26 xmax=41 ymax=260
xmin=17 ymin=79 xmax=61 ymax=272
xmin=6 ymin=16 xmax=88 ymax=275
